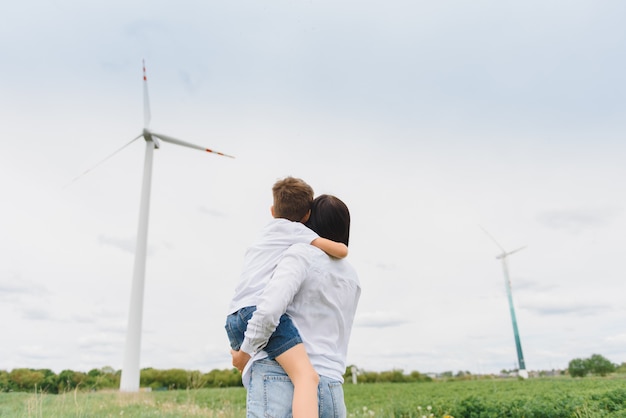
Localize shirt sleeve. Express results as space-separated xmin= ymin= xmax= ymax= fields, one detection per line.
xmin=239 ymin=245 xmax=311 ymax=355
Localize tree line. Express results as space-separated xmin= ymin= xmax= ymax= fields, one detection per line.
xmin=0 ymin=367 xmax=438 ymax=393
xmin=345 ymin=368 xmax=433 ymax=383
xmin=2 ymin=355 xmax=624 ymax=393
xmin=0 ymin=367 xmax=242 ymax=393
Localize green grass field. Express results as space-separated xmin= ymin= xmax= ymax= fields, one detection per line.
xmin=1 ymin=376 xmax=625 ymax=417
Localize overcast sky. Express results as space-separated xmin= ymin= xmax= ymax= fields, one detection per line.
xmin=1 ymin=0 xmax=625 ymax=376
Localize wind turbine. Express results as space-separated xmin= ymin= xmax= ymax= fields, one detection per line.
xmin=480 ymin=226 xmax=528 ymax=379
xmin=118 ymin=61 xmax=234 ymax=392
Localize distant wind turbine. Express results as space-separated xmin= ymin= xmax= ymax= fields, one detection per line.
xmin=480 ymin=226 xmax=528 ymax=379
xmin=118 ymin=61 xmax=234 ymax=392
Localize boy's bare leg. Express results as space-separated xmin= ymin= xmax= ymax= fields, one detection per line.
xmin=275 ymin=343 xmax=320 ymax=418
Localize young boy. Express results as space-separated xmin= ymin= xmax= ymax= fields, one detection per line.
xmin=225 ymin=176 xmax=347 ymax=418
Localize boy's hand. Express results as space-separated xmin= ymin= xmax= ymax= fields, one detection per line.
xmin=231 ymin=349 xmax=251 ymax=373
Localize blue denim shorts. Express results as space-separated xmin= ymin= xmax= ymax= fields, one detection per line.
xmin=246 ymin=358 xmax=346 ymax=418
xmin=225 ymin=306 xmax=303 ymax=359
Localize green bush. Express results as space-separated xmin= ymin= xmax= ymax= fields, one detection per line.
xmin=585 ymin=354 xmax=617 ymax=376
xmin=569 ymin=354 xmax=617 ymax=378
xmin=569 ymin=358 xmax=588 ymax=377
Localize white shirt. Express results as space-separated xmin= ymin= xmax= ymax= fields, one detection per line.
xmin=241 ymin=243 xmax=361 ymax=383
xmin=228 ymin=219 xmax=318 ymax=314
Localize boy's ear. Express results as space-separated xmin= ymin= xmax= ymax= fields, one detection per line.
xmin=270 ymin=206 xmax=276 ymax=218
xmin=300 ymin=209 xmax=311 ymax=223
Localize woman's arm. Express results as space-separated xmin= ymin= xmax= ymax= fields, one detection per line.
xmin=239 ymin=246 xmax=311 ymax=355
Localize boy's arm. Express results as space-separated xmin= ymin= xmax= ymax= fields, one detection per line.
xmin=311 ymin=237 xmax=348 ymax=259
xmin=240 ymin=247 xmax=309 ymax=356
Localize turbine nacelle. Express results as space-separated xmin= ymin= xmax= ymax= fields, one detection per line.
xmin=142 ymin=128 xmax=161 ymax=148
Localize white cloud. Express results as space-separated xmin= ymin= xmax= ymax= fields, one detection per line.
xmin=21 ymin=308 xmax=54 ymax=321
xmin=606 ymin=334 xmax=626 ymax=344
xmin=0 ymin=275 xmax=49 ymax=298
xmin=78 ymin=333 xmax=124 ymax=351
xmin=536 ymin=208 xmax=621 ymax=233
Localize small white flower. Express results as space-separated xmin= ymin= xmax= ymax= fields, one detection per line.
xmin=427 ymin=405 xmax=432 ymax=411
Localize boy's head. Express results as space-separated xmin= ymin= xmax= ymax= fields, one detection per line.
xmin=271 ymin=176 xmax=314 ymax=222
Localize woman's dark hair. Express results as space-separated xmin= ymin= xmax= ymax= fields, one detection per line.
xmin=305 ymin=194 xmax=350 ymax=246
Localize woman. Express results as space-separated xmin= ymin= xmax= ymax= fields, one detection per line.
xmin=232 ymin=194 xmax=361 ymax=418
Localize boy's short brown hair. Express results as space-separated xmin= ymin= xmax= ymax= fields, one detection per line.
xmin=272 ymin=176 xmax=314 ymax=222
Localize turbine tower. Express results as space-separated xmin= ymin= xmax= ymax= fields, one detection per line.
xmin=119 ymin=61 xmax=234 ymax=392
xmin=480 ymin=227 xmax=528 ymax=379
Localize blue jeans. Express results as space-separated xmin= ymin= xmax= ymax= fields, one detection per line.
xmin=225 ymin=306 xmax=303 ymax=359
xmin=246 ymin=358 xmax=346 ymax=418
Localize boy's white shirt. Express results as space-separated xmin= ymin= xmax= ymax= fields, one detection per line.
xmin=227 ymin=218 xmax=318 ymax=314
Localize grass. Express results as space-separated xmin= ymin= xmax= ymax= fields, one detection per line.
xmin=0 ymin=387 xmax=247 ymax=418
xmin=2 ymin=376 xmax=626 ymax=417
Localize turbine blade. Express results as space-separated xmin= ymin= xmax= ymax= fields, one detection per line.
xmin=478 ymin=224 xmax=506 ymax=253
xmin=143 ymin=59 xmax=151 ymax=129
xmin=506 ymin=246 xmax=527 ymax=257
xmin=64 ymin=134 xmax=143 ymax=188
xmin=151 ymin=132 xmax=235 ymax=158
